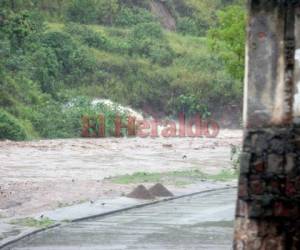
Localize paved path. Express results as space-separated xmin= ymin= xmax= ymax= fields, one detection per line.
xmin=4 ymin=189 xmax=236 ymax=250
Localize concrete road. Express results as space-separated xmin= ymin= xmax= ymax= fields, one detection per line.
xmin=5 ymin=189 xmax=236 ymax=250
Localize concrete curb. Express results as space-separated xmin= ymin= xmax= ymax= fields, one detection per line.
xmin=0 ymin=223 xmax=61 ymax=249
xmin=0 ymin=186 xmax=236 ymax=249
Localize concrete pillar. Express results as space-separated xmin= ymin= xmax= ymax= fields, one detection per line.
xmin=234 ymin=1 xmax=300 ymax=249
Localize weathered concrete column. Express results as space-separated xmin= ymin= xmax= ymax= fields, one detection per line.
xmin=234 ymin=1 xmax=300 ymax=249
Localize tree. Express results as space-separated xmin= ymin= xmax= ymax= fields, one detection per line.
xmin=0 ymin=0 xmax=34 ymax=12
xmin=1 ymin=10 xmax=44 ymax=51
xmin=208 ymin=5 xmax=246 ymax=80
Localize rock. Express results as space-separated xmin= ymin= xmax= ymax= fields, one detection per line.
xmin=267 ymin=154 xmax=283 ymax=174
xmin=240 ymin=153 xmax=251 ymax=174
xmin=148 ymin=183 xmax=174 ymax=197
xmin=253 ymin=134 xmax=269 ymax=154
xmin=270 ymin=138 xmax=285 ymax=154
xmin=126 ymin=185 xmax=155 ymax=200
xmin=285 ymin=153 xmax=296 ymax=173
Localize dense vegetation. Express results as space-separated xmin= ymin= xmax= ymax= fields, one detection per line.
xmin=0 ymin=0 xmax=246 ymax=140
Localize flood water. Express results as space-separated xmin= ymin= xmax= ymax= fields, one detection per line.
xmin=0 ymin=130 xmax=242 ymax=217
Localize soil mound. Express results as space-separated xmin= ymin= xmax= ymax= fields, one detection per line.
xmin=149 ymin=183 xmax=173 ymax=197
xmin=126 ymin=185 xmax=155 ymax=200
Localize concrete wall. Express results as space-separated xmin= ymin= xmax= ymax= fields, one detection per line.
xmin=243 ymin=0 xmax=297 ymax=128
xmin=293 ymin=7 xmax=300 ymax=122
xmin=235 ymin=1 xmax=300 ymax=249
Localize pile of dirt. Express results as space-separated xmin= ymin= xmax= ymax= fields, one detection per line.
xmin=126 ymin=185 xmax=155 ymax=200
xmin=149 ymin=183 xmax=173 ymax=197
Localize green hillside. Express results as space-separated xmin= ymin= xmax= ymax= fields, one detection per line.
xmin=0 ymin=0 xmax=246 ymax=140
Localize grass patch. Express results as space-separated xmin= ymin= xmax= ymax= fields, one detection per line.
xmin=57 ymin=199 xmax=88 ymax=208
xmin=207 ymin=169 xmax=238 ymax=182
xmin=46 ymin=22 xmax=64 ymax=32
xmin=10 ymin=217 xmax=55 ymax=228
xmin=110 ymin=169 xmax=237 ymax=186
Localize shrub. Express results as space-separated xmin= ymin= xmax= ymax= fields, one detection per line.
xmin=65 ymin=0 xmax=119 ymax=25
xmin=31 ymin=47 xmax=61 ymax=94
xmin=65 ymin=0 xmax=99 ymax=24
xmin=148 ymin=44 xmax=175 ymax=66
xmin=174 ymin=95 xmax=211 ymax=118
xmin=97 ymin=0 xmax=119 ymax=26
xmin=115 ymin=7 xmax=154 ymax=27
xmin=129 ymin=37 xmax=152 ymax=56
xmin=81 ymin=30 xmax=108 ymax=49
xmin=41 ymin=31 xmax=77 ymax=74
xmin=31 ymin=96 xmax=128 ymax=139
xmin=131 ymin=22 xmax=164 ymax=41
xmin=41 ymin=31 xmax=97 ymax=85
xmin=0 ymin=109 xmax=28 ymax=140
xmin=108 ymin=40 xmax=130 ymax=54
xmin=120 ymin=0 xmax=149 ymax=9
xmin=3 ymin=11 xmax=45 ymax=51
xmin=129 ymin=22 xmax=174 ymax=65
xmin=65 ymin=24 xmax=109 ymax=49
xmin=177 ymin=17 xmax=199 ymax=36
